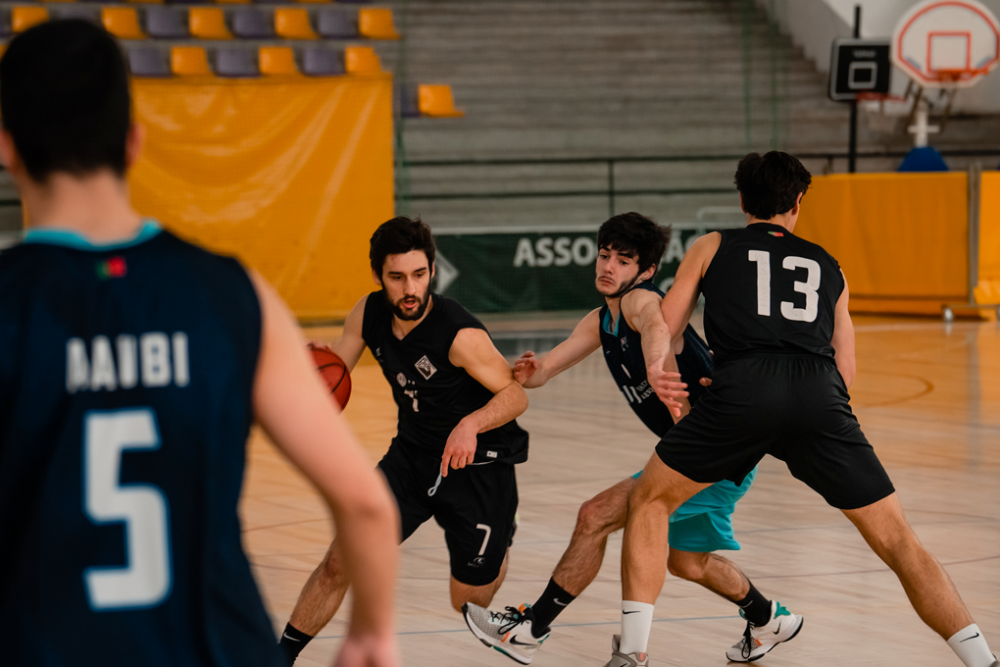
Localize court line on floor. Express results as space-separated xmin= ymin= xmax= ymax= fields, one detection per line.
xmin=312 ymin=614 xmax=735 ymax=640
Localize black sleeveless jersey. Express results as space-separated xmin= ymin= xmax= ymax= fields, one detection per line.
xmin=599 ymin=281 xmax=714 ymax=437
xmin=361 ymin=291 xmax=529 ymax=464
xmin=0 ymin=224 xmax=283 ymax=667
xmin=701 ymin=223 xmax=844 ymax=364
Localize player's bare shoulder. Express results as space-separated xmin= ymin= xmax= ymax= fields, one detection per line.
xmin=689 ymin=231 xmax=723 ymax=276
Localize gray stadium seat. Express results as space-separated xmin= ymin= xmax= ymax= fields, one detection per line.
xmin=146 ymin=7 xmax=188 ymax=39
xmin=0 ymin=12 xmax=12 ymax=37
xmin=231 ymin=9 xmax=273 ymax=39
xmin=302 ymin=47 xmax=344 ymax=76
xmin=316 ymin=9 xmax=357 ymax=39
xmin=216 ymin=48 xmax=259 ymax=78
xmin=395 ymin=83 xmax=420 ymax=118
xmin=52 ymin=7 xmax=100 ymax=22
xmin=128 ymin=48 xmax=170 ymax=78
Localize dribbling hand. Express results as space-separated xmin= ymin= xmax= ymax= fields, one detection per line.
xmin=512 ymin=351 xmax=538 ymax=384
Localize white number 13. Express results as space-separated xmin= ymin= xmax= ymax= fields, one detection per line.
xmin=749 ymin=251 xmax=821 ymax=323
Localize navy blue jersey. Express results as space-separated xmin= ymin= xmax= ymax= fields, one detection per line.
xmin=702 ymin=224 xmax=844 ymax=364
xmin=361 ymin=291 xmax=528 ymax=464
xmin=0 ymin=222 xmax=283 ymax=667
xmin=599 ymin=281 xmax=714 ymax=437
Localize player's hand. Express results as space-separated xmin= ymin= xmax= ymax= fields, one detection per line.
xmin=307 ymin=340 xmax=334 ymax=354
xmin=513 ymin=351 xmax=539 ymax=384
xmin=700 ymin=377 xmax=712 ymax=387
xmin=648 ymin=367 xmax=688 ymax=418
xmin=333 ymin=632 xmax=400 ymax=667
xmin=441 ymin=419 xmax=478 ymax=477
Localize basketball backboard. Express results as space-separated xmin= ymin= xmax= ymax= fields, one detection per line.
xmin=892 ymin=0 xmax=1000 ymax=88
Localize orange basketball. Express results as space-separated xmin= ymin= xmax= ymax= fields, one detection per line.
xmin=307 ymin=342 xmax=352 ymax=409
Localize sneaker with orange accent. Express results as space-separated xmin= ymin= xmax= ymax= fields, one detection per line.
xmin=462 ymin=602 xmax=550 ymax=664
xmin=726 ymin=600 xmax=803 ymax=662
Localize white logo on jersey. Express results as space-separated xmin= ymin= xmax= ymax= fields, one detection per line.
xmin=396 ymin=372 xmax=407 ymax=387
xmin=414 ymin=355 xmax=437 ymax=380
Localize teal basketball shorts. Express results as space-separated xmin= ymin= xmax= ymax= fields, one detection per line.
xmin=631 ymin=466 xmax=757 ymax=552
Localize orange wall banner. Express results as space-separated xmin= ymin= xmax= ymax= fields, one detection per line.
xmin=129 ymin=74 xmax=394 ymax=321
xmin=976 ymin=171 xmax=1000 ymax=316
xmin=794 ymin=172 xmax=968 ymax=315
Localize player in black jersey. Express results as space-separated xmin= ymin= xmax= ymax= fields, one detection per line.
xmin=463 ymin=213 xmax=800 ymax=665
xmin=279 ymin=216 xmax=530 ymax=664
xmin=0 ymin=20 xmax=399 ymax=667
xmin=609 ymin=152 xmax=998 ymax=667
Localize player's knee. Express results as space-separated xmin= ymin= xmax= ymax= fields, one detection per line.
xmin=320 ymin=550 xmax=348 ymax=586
xmin=575 ymin=496 xmax=610 ymax=537
xmin=667 ymin=552 xmax=705 ymax=582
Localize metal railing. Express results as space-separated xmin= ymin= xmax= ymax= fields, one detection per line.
xmin=398 ymin=148 xmax=1000 ymax=219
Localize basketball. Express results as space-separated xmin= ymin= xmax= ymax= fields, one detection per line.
xmin=307 ymin=342 xmax=352 ymax=409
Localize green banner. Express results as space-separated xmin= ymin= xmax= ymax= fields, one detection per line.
xmin=433 ymin=227 xmax=711 ymax=313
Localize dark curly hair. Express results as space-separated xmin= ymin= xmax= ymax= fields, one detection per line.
xmin=597 ymin=212 xmax=671 ymax=277
xmin=369 ymin=216 xmax=436 ymax=277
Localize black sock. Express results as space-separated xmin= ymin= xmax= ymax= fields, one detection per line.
xmin=734 ymin=581 xmax=772 ymax=628
xmin=529 ymin=578 xmax=577 ymax=638
xmin=278 ymin=623 xmax=313 ymax=665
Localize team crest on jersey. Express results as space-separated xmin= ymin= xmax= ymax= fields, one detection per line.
xmin=396 ymin=372 xmax=407 ymax=387
xmin=414 ymin=355 xmax=437 ymax=380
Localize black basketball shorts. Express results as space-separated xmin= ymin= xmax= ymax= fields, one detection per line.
xmin=377 ymin=438 xmax=518 ymax=586
xmin=655 ymin=354 xmax=895 ymax=511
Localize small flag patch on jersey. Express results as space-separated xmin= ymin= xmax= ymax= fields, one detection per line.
xmin=768 ymin=231 xmax=784 ymax=237
xmin=96 ymin=257 xmax=127 ymax=279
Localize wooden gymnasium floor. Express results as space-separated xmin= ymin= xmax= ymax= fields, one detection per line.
xmin=242 ymin=314 xmax=1000 ymax=667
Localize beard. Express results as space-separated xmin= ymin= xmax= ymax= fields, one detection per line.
xmin=596 ymin=273 xmax=641 ymax=299
xmin=384 ymin=286 xmax=431 ymax=321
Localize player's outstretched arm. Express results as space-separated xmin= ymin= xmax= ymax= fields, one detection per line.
xmin=621 ymin=289 xmax=688 ymax=419
xmin=249 ymin=272 xmax=399 ymax=667
xmin=515 ymin=309 xmax=602 ymax=387
xmin=331 ymin=295 xmax=369 ymax=372
xmin=831 ymin=272 xmax=856 ymax=389
xmin=442 ymin=328 xmax=530 ymax=476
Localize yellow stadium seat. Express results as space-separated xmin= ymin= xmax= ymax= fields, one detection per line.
xmin=189 ymin=8 xmax=232 ymax=40
xmin=344 ymin=46 xmax=381 ymax=74
xmin=259 ymin=46 xmax=298 ymax=75
xmin=274 ymin=8 xmax=317 ymax=40
xmin=418 ymin=84 xmax=464 ymax=118
xmin=12 ymin=7 xmax=49 ymax=33
xmin=102 ymin=8 xmax=145 ymax=40
xmin=171 ymin=46 xmax=212 ymax=76
xmin=358 ymin=8 xmax=399 ymax=40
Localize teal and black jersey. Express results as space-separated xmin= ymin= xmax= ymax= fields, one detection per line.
xmin=0 ymin=222 xmax=283 ymax=667
xmin=599 ymin=281 xmax=714 ymax=437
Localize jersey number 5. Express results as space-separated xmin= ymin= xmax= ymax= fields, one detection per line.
xmin=84 ymin=409 xmax=172 ymax=611
xmin=749 ymin=250 xmax=821 ymax=323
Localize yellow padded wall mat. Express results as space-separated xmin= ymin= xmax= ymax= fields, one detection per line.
xmin=129 ymin=74 xmax=394 ymax=321
xmin=794 ymin=172 xmax=968 ymax=315
xmin=975 ymin=171 xmax=1000 ymax=313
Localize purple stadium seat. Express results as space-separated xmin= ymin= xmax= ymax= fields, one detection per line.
xmin=335 ymin=0 xmax=371 ymax=4
xmin=128 ymin=47 xmax=171 ymax=78
xmin=146 ymin=7 xmax=188 ymax=39
xmin=231 ymin=9 xmax=273 ymax=39
xmin=301 ymin=47 xmax=344 ymax=76
xmin=165 ymin=0 xmax=207 ymax=6
xmin=0 ymin=14 xmax=9 ymax=38
xmin=216 ymin=48 xmax=259 ymax=78
xmin=316 ymin=9 xmax=357 ymax=38
xmin=52 ymin=7 xmax=101 ymax=22
xmin=395 ymin=83 xmax=420 ymax=118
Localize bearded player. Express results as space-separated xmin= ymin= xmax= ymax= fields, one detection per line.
xmin=280 ymin=216 xmax=530 ymax=665
xmin=462 ymin=213 xmax=801 ymax=664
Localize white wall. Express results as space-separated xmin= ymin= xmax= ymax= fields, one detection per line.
xmin=759 ymin=0 xmax=1000 ymax=112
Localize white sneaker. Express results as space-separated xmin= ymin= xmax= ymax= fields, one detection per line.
xmin=603 ymin=634 xmax=649 ymax=667
xmin=726 ymin=600 xmax=803 ymax=662
xmin=462 ymin=602 xmax=550 ymax=665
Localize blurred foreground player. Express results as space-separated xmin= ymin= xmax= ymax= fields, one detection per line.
xmin=611 ymin=152 xmax=998 ymax=667
xmin=279 ymin=217 xmax=530 ymax=664
xmin=463 ymin=213 xmax=800 ymax=664
xmin=0 ymin=21 xmax=399 ymax=667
